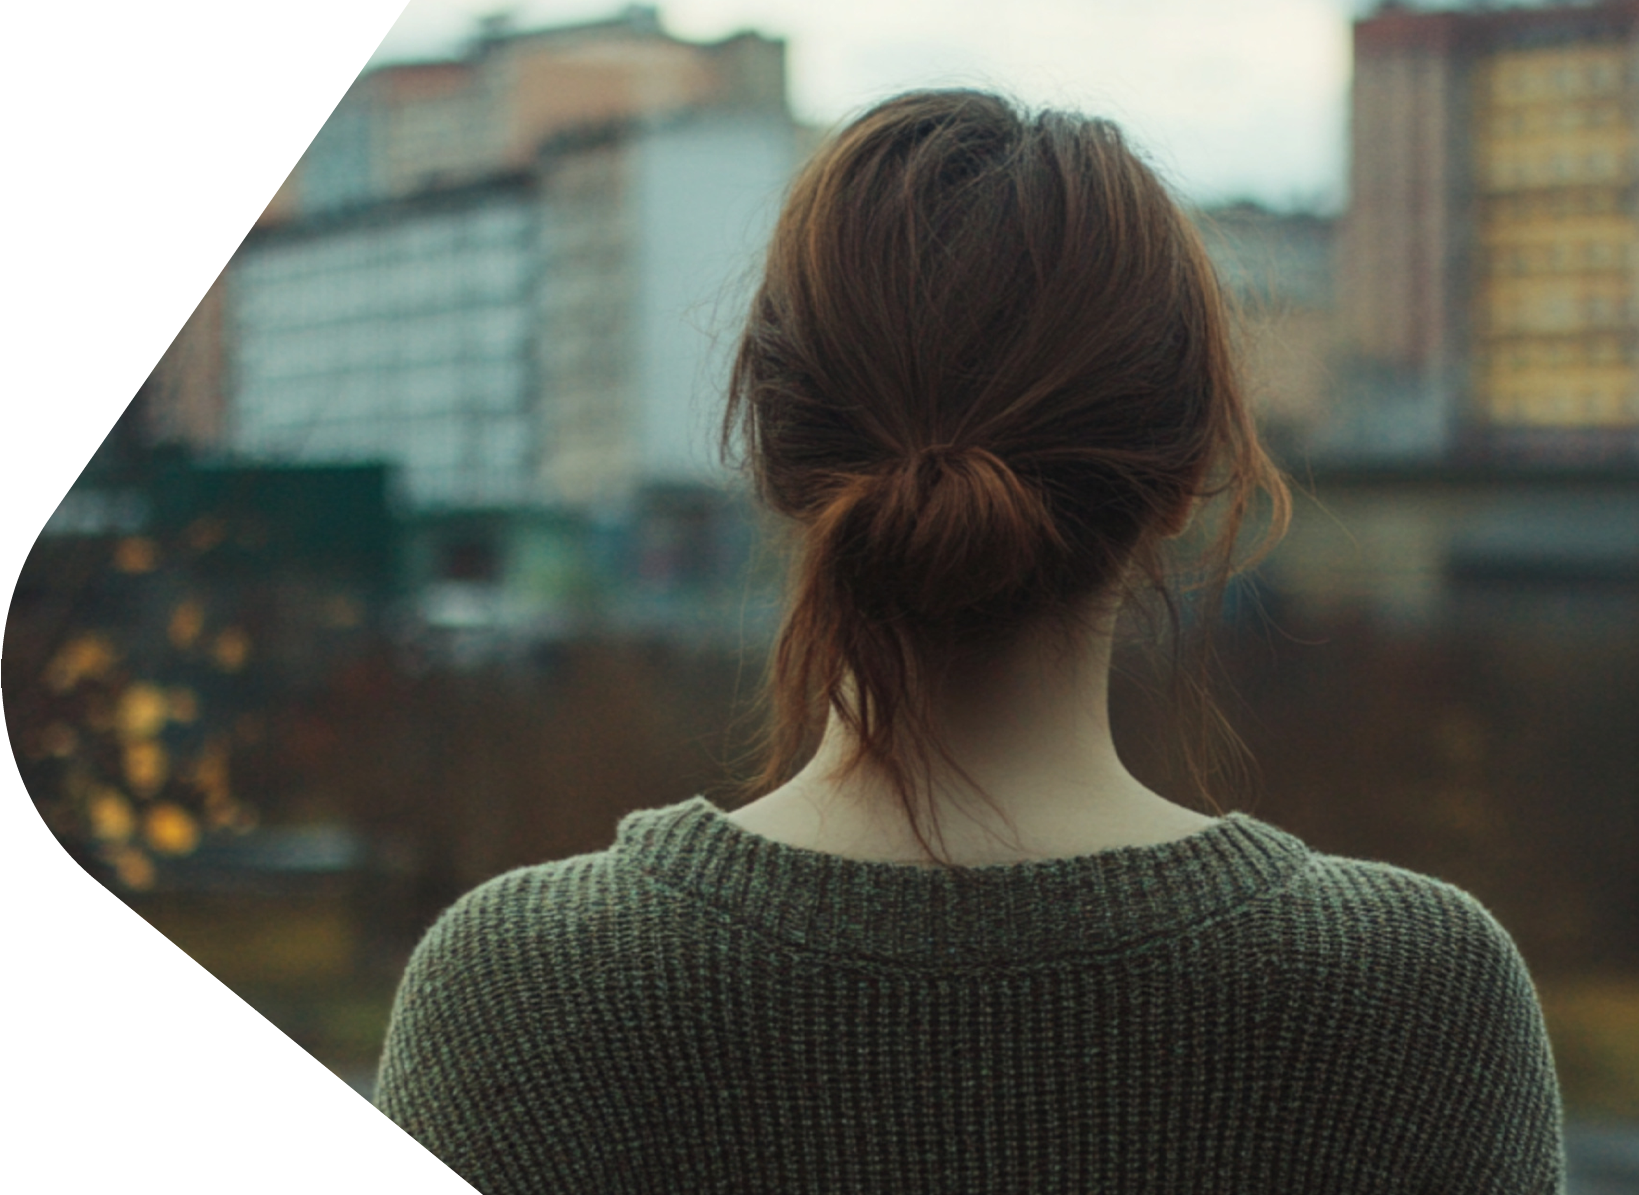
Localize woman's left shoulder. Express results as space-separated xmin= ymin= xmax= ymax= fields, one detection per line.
xmin=1280 ymin=848 xmax=1531 ymax=965
xmin=1252 ymin=844 xmax=1555 ymax=1057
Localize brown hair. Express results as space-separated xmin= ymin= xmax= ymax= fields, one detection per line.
xmin=724 ymin=90 xmax=1289 ymax=869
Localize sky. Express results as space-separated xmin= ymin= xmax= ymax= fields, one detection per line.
xmin=370 ymin=0 xmax=1366 ymax=210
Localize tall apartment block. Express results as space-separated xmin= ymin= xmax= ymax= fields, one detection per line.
xmin=126 ymin=7 xmax=801 ymax=645
xmin=144 ymin=6 xmax=790 ymax=462
xmin=1197 ymin=203 xmax=1337 ymax=459
xmin=1339 ymin=0 xmax=1639 ymax=465
xmin=231 ymin=114 xmax=796 ymax=512
xmin=261 ymin=6 xmax=786 ymax=224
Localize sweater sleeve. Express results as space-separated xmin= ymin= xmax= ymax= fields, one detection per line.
xmin=372 ymin=866 xmax=604 ymax=1195
xmin=1394 ymin=877 xmax=1567 ymax=1195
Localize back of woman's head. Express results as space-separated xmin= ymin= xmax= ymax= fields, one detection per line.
xmin=725 ymin=89 xmax=1289 ymax=865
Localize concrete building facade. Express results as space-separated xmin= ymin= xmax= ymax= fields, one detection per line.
xmin=231 ymin=110 xmax=795 ymax=512
xmin=118 ymin=8 xmax=804 ymax=649
xmin=229 ymin=106 xmax=798 ymax=645
xmin=261 ymin=6 xmax=787 ymax=224
xmin=1197 ymin=203 xmax=1338 ymax=458
xmin=1340 ymin=0 xmax=1639 ymax=464
xmin=1473 ymin=25 xmax=1639 ymax=444
xmin=233 ymin=180 xmax=539 ymax=510
xmin=158 ymin=5 xmax=789 ymax=464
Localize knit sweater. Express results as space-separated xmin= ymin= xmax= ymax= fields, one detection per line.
xmin=374 ymin=795 xmax=1567 ymax=1194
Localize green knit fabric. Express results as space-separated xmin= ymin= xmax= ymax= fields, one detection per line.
xmin=374 ymin=796 xmax=1566 ymax=1193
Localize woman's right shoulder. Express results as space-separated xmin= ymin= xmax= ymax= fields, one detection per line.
xmin=407 ymin=846 xmax=628 ymax=967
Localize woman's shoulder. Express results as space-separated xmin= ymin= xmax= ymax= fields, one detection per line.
xmin=1233 ymin=834 xmax=1565 ymax=1188
xmin=373 ymin=846 xmax=669 ymax=1174
xmin=1235 ymin=828 xmax=1547 ymax=1029
xmin=1269 ymin=839 xmax=1527 ymax=960
xmin=404 ymin=845 xmax=645 ymax=976
xmin=378 ymin=847 xmax=649 ymax=1073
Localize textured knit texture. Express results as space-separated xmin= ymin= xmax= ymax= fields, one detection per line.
xmin=374 ymin=796 xmax=1567 ymax=1194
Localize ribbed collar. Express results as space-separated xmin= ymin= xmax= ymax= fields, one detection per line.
xmin=614 ymin=796 xmax=1311 ymax=967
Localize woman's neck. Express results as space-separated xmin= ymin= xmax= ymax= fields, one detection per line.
xmin=728 ymin=614 xmax=1216 ymax=866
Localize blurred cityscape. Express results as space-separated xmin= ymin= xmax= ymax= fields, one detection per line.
xmin=4 ymin=2 xmax=1638 ymax=1183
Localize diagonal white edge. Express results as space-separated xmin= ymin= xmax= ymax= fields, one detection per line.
xmin=0 ymin=2 xmax=475 ymax=1190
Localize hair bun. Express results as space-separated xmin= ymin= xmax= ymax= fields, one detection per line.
xmin=816 ymin=444 xmax=1066 ymax=632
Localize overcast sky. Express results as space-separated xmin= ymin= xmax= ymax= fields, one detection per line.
xmin=369 ymin=0 xmax=1370 ymax=210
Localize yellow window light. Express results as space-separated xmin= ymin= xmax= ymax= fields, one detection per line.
xmin=144 ymin=803 xmax=200 ymax=857
xmin=115 ymin=683 xmax=169 ymax=742
xmin=123 ymin=740 xmax=170 ymax=799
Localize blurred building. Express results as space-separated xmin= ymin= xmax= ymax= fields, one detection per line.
xmin=1338 ymin=0 xmax=1639 ymax=465
xmin=152 ymin=6 xmax=784 ymax=457
xmin=260 ymin=5 xmax=787 ymax=223
xmin=1197 ymin=203 xmax=1338 ymax=459
xmin=141 ymin=7 xmax=801 ymax=649
xmin=233 ymin=178 xmax=538 ymax=511
xmin=1262 ymin=463 xmax=1639 ymax=632
xmin=229 ymin=107 xmax=794 ymax=645
xmin=143 ymin=270 xmax=231 ymax=450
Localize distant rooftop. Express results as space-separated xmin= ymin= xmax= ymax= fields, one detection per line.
xmin=370 ymin=4 xmax=760 ymax=74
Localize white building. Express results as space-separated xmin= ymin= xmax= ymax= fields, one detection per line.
xmin=231 ymin=110 xmax=795 ymax=512
xmin=534 ymin=112 xmax=797 ymax=510
xmin=232 ymin=180 xmax=539 ymax=510
xmin=227 ymin=109 xmax=798 ymax=645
